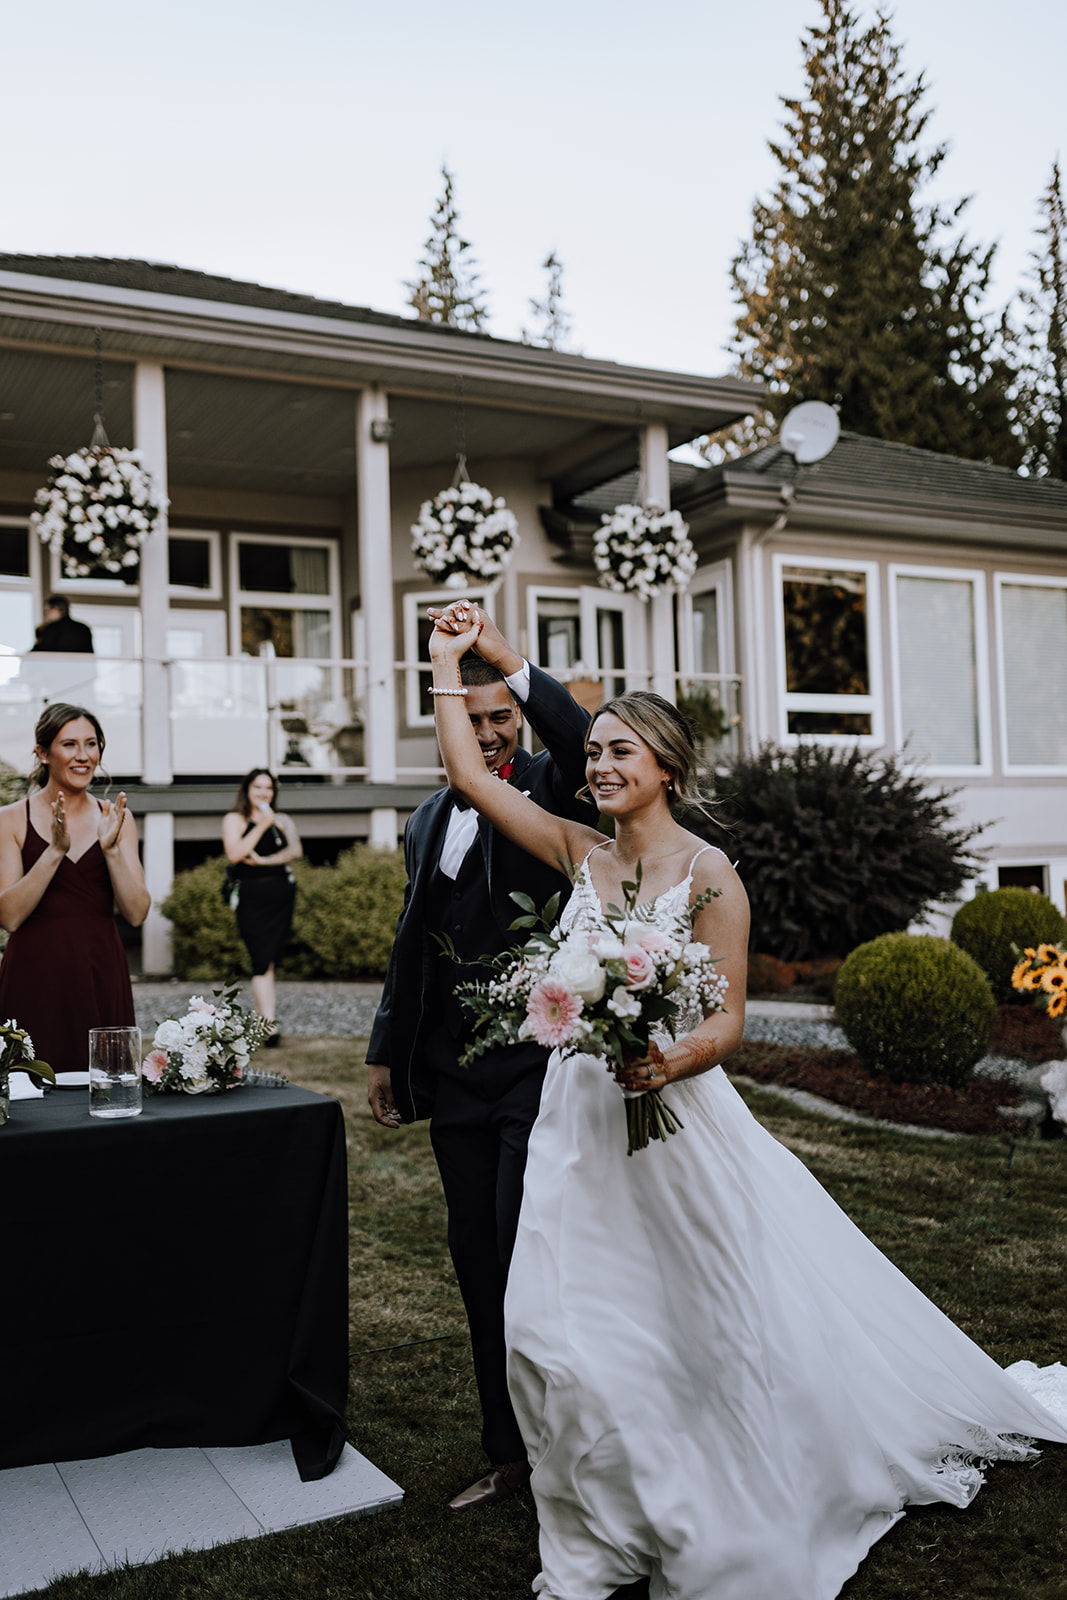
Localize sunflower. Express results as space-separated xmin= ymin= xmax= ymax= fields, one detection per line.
xmin=1040 ymin=964 xmax=1067 ymax=994
xmin=1021 ymin=969 xmax=1046 ymax=991
xmin=1011 ymin=960 xmax=1032 ymax=991
xmin=1047 ymin=990 xmax=1067 ymax=1019
xmin=1035 ymin=943 xmax=1064 ymax=965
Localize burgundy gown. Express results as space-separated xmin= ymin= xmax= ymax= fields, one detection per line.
xmin=0 ymin=799 xmax=135 ymax=1071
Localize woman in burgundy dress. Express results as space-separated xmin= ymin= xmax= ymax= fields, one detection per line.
xmin=0 ymin=702 xmax=151 ymax=1071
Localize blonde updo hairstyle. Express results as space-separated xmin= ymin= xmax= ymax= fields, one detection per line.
xmin=31 ymin=702 xmax=107 ymax=790
xmin=585 ymin=691 xmax=711 ymax=813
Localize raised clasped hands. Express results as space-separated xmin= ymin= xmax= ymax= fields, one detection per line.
xmin=97 ymin=793 xmax=127 ymax=853
xmin=428 ymin=599 xmax=483 ymax=662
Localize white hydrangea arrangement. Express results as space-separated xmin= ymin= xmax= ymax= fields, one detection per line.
xmin=594 ymin=504 xmax=697 ymax=601
xmin=411 ymin=481 xmax=519 ymax=589
xmin=30 ymin=446 xmax=167 ymax=579
xmin=143 ymin=987 xmax=274 ymax=1095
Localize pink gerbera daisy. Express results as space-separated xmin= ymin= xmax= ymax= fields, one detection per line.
xmin=525 ymin=979 xmax=583 ymax=1048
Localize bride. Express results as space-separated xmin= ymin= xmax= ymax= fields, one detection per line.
xmin=428 ymin=611 xmax=1067 ymax=1600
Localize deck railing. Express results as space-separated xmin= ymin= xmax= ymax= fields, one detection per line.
xmin=0 ymin=653 xmax=742 ymax=784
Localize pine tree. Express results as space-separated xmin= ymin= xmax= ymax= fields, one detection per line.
xmin=522 ymin=252 xmax=576 ymax=350
xmin=1013 ymin=162 xmax=1067 ymax=479
xmin=406 ymin=164 xmax=489 ymax=331
xmin=728 ymin=0 xmax=1020 ymax=467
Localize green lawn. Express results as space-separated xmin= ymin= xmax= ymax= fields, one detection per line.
xmin=42 ymin=1039 xmax=1067 ymax=1600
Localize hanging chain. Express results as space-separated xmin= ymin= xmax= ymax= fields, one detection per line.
xmin=90 ymin=327 xmax=110 ymax=450
xmin=451 ymin=373 xmax=470 ymax=487
xmin=633 ymin=398 xmax=646 ymax=508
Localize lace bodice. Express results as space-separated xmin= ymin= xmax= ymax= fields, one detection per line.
xmin=560 ymin=844 xmax=727 ymax=1043
xmin=560 ymin=843 xmax=724 ymax=938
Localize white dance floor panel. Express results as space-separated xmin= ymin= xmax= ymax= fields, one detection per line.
xmin=0 ymin=1443 xmax=403 ymax=1597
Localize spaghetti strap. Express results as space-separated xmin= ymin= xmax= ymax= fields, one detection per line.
xmin=578 ymin=839 xmax=612 ymax=872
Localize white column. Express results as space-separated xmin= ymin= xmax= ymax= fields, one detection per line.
xmin=141 ymin=811 xmax=174 ymax=974
xmin=134 ymin=362 xmax=172 ymax=784
xmin=641 ymin=422 xmax=676 ymax=699
xmin=356 ymin=387 xmax=398 ymax=846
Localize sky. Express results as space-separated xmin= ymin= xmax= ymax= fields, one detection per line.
xmin=3 ymin=0 xmax=1065 ymax=379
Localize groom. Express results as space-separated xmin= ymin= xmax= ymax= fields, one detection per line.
xmin=367 ymin=604 xmax=594 ymax=1509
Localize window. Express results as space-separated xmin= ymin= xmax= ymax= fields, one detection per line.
xmin=890 ymin=566 xmax=989 ymax=771
xmin=403 ymin=586 xmax=494 ymax=728
xmin=774 ymin=556 xmax=881 ymax=742
xmin=231 ymin=533 xmax=339 ymax=661
xmin=0 ymin=520 xmax=38 ymax=664
xmin=996 ymin=576 xmax=1067 ymax=771
xmin=168 ymin=531 xmax=221 ymax=598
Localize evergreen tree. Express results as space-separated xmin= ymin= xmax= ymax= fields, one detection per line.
xmin=1013 ymin=162 xmax=1067 ymax=479
xmin=522 ymin=252 xmax=576 ymax=350
xmin=728 ymin=0 xmax=1020 ymax=467
xmin=406 ymin=164 xmax=488 ymax=331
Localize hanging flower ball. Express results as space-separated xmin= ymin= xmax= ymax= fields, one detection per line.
xmin=411 ymin=481 xmax=519 ymax=588
xmin=594 ymin=504 xmax=697 ymax=601
xmin=30 ymin=446 xmax=167 ymax=580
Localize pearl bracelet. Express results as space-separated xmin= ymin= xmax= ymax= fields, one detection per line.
xmin=429 ymin=686 xmax=468 ymax=697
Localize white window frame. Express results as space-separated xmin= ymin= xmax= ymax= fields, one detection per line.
xmin=994 ymin=571 xmax=1067 ymax=775
xmin=49 ymin=543 xmax=140 ymax=598
xmin=578 ymin=586 xmax=648 ymax=694
xmin=229 ymin=531 xmax=340 ymax=660
xmin=525 ymin=584 xmax=582 ymax=673
xmin=168 ymin=528 xmax=222 ymax=600
xmin=0 ymin=516 xmax=42 ymax=657
xmin=677 ymin=558 xmax=735 ymax=682
xmin=889 ymin=563 xmax=992 ymax=776
xmin=402 ymin=585 xmax=495 ymax=729
xmin=773 ymin=552 xmax=883 ymax=747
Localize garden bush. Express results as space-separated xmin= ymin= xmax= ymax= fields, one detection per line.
xmin=950 ymin=887 xmax=1067 ymax=1003
xmin=161 ymin=857 xmax=249 ymax=981
xmin=693 ymin=743 xmax=982 ymax=961
xmin=162 ymin=845 xmax=407 ymax=982
xmin=286 ymin=846 xmax=407 ymax=979
xmin=834 ymin=932 xmax=995 ymax=1088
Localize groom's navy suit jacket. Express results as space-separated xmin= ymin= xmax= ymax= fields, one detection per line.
xmin=368 ymin=665 xmax=593 ymax=1123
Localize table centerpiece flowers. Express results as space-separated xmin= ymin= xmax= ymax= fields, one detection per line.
xmin=411 ymin=480 xmax=519 ymax=589
xmin=0 ymin=1020 xmax=54 ymax=1125
xmin=441 ymin=866 xmax=729 ymax=1154
xmin=30 ymin=445 xmax=167 ymax=581
xmin=594 ymin=503 xmax=697 ymax=601
xmin=144 ymin=986 xmax=275 ymax=1094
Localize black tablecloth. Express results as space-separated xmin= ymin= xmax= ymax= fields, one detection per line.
xmin=0 ymin=1085 xmax=348 ymax=1481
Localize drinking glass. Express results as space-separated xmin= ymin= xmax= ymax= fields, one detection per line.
xmin=88 ymin=1028 xmax=143 ymax=1119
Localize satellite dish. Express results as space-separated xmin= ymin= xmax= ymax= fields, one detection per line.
xmin=779 ymin=401 xmax=840 ymax=464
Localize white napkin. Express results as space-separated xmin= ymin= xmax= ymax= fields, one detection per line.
xmin=8 ymin=1073 xmax=44 ymax=1099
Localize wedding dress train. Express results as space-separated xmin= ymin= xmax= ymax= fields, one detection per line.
xmin=504 ymin=851 xmax=1067 ymax=1600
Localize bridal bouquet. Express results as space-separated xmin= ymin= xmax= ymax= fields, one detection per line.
xmin=448 ymin=867 xmax=729 ymax=1154
xmin=143 ymin=986 xmax=275 ymax=1094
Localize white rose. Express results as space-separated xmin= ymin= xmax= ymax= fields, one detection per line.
xmin=153 ymin=1019 xmax=183 ymax=1049
xmin=549 ymin=944 xmax=606 ymax=1004
xmin=606 ymin=985 xmax=642 ymax=1020
xmin=684 ymin=942 xmax=711 ymax=964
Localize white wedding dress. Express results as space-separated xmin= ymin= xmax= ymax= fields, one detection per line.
xmin=504 ymin=847 xmax=1067 ymax=1600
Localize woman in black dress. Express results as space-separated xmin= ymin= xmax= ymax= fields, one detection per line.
xmin=222 ymin=769 xmax=302 ymax=1041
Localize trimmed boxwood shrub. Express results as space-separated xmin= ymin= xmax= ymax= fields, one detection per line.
xmin=162 ymin=845 xmax=407 ymax=982
xmin=835 ymin=932 xmax=995 ymax=1088
xmin=950 ymin=887 xmax=1067 ymax=1003
xmin=692 ymin=743 xmax=983 ymax=961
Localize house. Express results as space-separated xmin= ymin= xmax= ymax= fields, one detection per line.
xmin=0 ymin=254 xmax=756 ymax=970
xmin=4 ymin=256 xmax=1066 ymax=970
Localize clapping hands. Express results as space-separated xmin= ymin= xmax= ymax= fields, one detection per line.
xmin=97 ymin=793 xmax=127 ymax=853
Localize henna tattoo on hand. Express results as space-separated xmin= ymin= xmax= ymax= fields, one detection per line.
xmin=667 ymin=1033 xmax=720 ymax=1079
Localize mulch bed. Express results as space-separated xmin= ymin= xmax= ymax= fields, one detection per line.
xmin=989 ymin=1002 xmax=1063 ymax=1064
xmin=727 ymin=1040 xmax=1022 ymax=1136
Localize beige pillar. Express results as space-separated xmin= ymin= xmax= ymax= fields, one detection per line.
xmin=141 ymin=811 xmax=174 ymax=974
xmin=356 ymin=387 xmax=398 ymax=845
xmin=641 ymin=422 xmax=676 ymax=699
xmin=133 ymin=361 xmax=172 ymax=784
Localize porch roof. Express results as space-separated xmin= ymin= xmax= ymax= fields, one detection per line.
xmin=0 ymin=255 xmax=759 ymax=501
xmin=678 ymin=431 xmax=1067 ymax=551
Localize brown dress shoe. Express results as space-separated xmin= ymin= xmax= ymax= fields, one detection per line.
xmin=447 ymin=1458 xmax=531 ymax=1510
